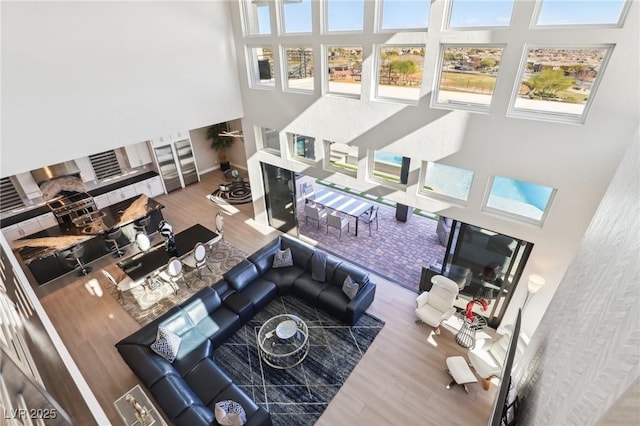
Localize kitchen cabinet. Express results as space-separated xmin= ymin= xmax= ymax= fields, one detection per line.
xmin=125 ymin=142 xmax=153 ymax=168
xmin=14 ymin=172 xmax=42 ymax=200
xmin=94 ymin=194 xmax=110 ymax=209
xmin=75 ymin=157 xmax=97 ymax=183
xmin=2 ymin=213 xmax=57 ymax=242
xmin=134 ymin=176 xmax=164 ymax=198
xmin=107 ymin=186 xmax=136 ymax=205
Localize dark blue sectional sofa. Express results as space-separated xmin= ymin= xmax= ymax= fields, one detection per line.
xmin=116 ymin=234 xmax=376 ymax=425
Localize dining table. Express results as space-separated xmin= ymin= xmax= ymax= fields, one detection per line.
xmin=307 ymin=188 xmax=374 ymax=236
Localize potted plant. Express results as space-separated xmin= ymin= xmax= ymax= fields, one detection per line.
xmin=206 ymin=122 xmax=234 ymax=171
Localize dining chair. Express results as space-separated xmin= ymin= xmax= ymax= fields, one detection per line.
xmin=160 ymin=257 xmax=187 ymax=290
xmin=182 ymin=242 xmax=212 ymax=278
xmin=358 ymin=206 xmax=379 ymax=236
xmin=305 ymin=205 xmax=326 ymax=229
xmin=101 ymin=269 xmax=127 ymax=300
xmin=326 ymin=213 xmax=349 ymax=239
xmin=65 ymin=243 xmax=92 ymax=276
xmin=215 ymin=211 xmax=224 ymax=240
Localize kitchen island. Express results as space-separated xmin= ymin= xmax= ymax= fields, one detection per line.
xmin=12 ymin=194 xmax=165 ymax=285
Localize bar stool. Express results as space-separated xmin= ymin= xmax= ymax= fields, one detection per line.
xmin=105 ymin=227 xmax=126 ymax=258
xmin=134 ymin=216 xmax=151 ymax=235
xmin=65 ymin=244 xmax=92 ymax=276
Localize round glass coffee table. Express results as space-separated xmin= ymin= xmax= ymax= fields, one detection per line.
xmin=258 ymin=314 xmax=309 ymax=369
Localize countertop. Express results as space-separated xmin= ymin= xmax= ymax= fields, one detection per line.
xmin=0 ymin=170 xmax=160 ymax=228
xmin=12 ymin=194 xmax=164 ymax=264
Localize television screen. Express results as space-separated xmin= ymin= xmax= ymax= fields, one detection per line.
xmin=489 ymin=309 xmax=522 ymax=426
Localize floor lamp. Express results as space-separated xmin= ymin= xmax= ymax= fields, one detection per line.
xmin=523 ymin=274 xmax=546 ymax=312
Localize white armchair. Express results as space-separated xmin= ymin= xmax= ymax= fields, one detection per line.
xmin=468 ymin=325 xmax=530 ymax=390
xmin=415 ymin=275 xmax=459 ymax=334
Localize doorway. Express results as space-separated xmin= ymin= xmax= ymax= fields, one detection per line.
xmin=260 ymin=163 xmax=298 ymax=236
xmin=439 ymin=219 xmax=533 ymax=327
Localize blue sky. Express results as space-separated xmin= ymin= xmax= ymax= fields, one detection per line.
xmin=257 ymin=0 xmax=626 ymax=32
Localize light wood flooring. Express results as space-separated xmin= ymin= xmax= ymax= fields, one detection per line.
xmin=36 ymin=170 xmax=497 ymax=425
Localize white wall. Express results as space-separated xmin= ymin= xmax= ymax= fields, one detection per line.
xmin=229 ymin=0 xmax=639 ymax=334
xmin=1 ymin=1 xmax=243 ymax=177
xmin=515 ymin=132 xmax=639 ymax=425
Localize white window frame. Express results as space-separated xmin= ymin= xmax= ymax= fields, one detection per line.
xmin=376 ymin=0 xmax=430 ymax=32
xmin=417 ymin=161 xmax=473 ymax=205
xmin=374 ymin=44 xmax=426 ymax=104
xmin=482 ymin=175 xmax=557 ymax=226
xmin=532 ymin=0 xmax=632 ymax=29
xmin=287 ymin=132 xmax=319 ymax=165
xmin=323 ymin=141 xmax=358 ymax=178
xmin=431 ymin=44 xmax=506 ymax=113
xmin=367 ymin=150 xmax=407 ymax=190
xmin=257 ymin=126 xmax=281 ymax=155
xmin=506 ymin=44 xmax=615 ymax=125
xmin=282 ymin=45 xmax=315 ymax=94
xmin=241 ymin=0 xmax=273 ymax=37
xmin=247 ymin=45 xmax=276 ymax=89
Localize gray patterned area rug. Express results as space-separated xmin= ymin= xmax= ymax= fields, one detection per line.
xmin=215 ymin=296 xmax=385 ymax=426
xmin=106 ymin=240 xmax=247 ymax=326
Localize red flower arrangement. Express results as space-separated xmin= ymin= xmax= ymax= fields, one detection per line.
xmin=465 ymin=298 xmax=488 ymax=322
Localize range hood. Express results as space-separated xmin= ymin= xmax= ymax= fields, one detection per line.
xmin=31 ymin=160 xmax=81 ymax=184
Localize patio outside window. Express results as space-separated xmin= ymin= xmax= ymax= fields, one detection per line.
xmin=510 ymin=46 xmax=612 ymax=123
xmin=327 ymin=46 xmax=363 ymax=97
xmin=324 ymin=141 xmax=358 ymax=177
xmin=376 ymin=45 xmax=425 ymax=102
xmin=289 ymin=133 xmax=316 ymax=162
xmin=379 ymin=0 xmax=430 ymax=31
xmin=248 ymin=46 xmax=275 ymax=88
xmin=421 ymin=162 xmax=474 ymax=202
xmin=284 ymin=46 xmax=314 ymax=93
xmin=259 ymin=127 xmax=280 ymax=153
xmin=435 ymin=45 xmax=504 ymax=110
xmin=448 ymin=0 xmax=515 ymax=28
xmin=370 ymin=150 xmax=405 ymax=184
xmin=484 ymin=176 xmax=555 ymax=224
xmin=243 ymin=0 xmax=271 ymax=35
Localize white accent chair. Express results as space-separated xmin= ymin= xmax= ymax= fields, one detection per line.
xmin=101 ymin=269 xmax=130 ymax=299
xmin=326 ymin=213 xmax=349 ymax=239
xmin=415 ymin=275 xmax=459 ymax=335
xmin=135 ymin=232 xmax=151 ymax=253
xmin=467 ymin=325 xmax=530 ymax=390
xmin=159 ymin=257 xmax=186 ymax=290
xmin=182 ymin=242 xmax=213 ymax=278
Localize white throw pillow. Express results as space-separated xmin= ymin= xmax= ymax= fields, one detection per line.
xmin=342 ymin=275 xmax=359 ymax=300
xmin=215 ymin=400 xmax=247 ymax=426
xmin=150 ymin=326 xmax=181 ymax=363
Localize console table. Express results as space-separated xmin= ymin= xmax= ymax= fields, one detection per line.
xmin=114 ymin=384 xmax=167 ymax=426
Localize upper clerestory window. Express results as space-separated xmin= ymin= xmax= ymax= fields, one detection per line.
xmin=535 ymin=0 xmax=630 ymax=27
xmin=325 ymin=0 xmax=365 ymax=32
xmin=243 ymin=0 xmax=272 ymax=36
xmin=379 ymin=0 xmax=430 ymax=31
xmin=447 ymin=0 xmax=515 ymax=28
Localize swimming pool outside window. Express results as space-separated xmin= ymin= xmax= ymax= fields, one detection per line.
xmin=369 ymin=150 xmax=405 ymax=185
xmin=288 ymin=133 xmax=316 ymax=163
xmin=484 ymin=176 xmax=555 ymax=224
xmin=421 ymin=162 xmax=474 ymax=202
xmin=325 ymin=141 xmax=358 ymax=177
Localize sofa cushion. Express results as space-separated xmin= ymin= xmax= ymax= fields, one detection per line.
xmin=240 ymin=277 xmax=277 ymax=312
xmin=158 ymin=308 xmax=195 ymax=337
xmin=174 ymin=405 xmax=215 ymax=426
xmin=208 ymin=306 xmax=242 ymax=347
xmin=151 ymin=374 xmax=203 ymax=421
xmin=172 ymin=332 xmax=213 ymax=377
xmin=272 ymin=248 xmax=294 ymax=268
xmin=247 ymin=237 xmax=281 ymax=274
xmin=317 ymin=285 xmax=350 ymax=320
xmin=212 ymin=279 xmax=235 ymax=300
xmin=150 ymin=326 xmax=182 ymax=363
xmin=224 ymin=260 xmax=261 ymax=292
xmin=181 ymin=287 xmax=223 ymax=323
xmin=280 ymin=235 xmax=315 ymax=270
xmin=185 ymin=358 xmax=233 ymax=406
xmin=116 ymin=343 xmax=179 ymax=387
xmin=262 ymin=265 xmax=305 ymax=294
xmin=292 ymin=274 xmax=330 ymax=305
